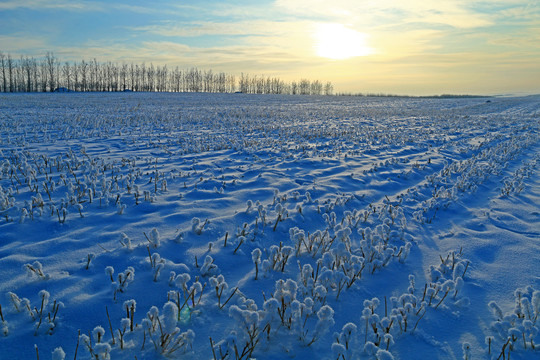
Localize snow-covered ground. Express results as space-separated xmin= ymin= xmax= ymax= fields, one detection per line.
xmin=0 ymin=93 xmax=539 ymax=360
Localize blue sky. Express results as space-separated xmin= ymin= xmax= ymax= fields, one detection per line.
xmin=1 ymin=0 xmax=539 ymax=94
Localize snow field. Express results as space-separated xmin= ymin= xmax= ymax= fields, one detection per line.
xmin=0 ymin=93 xmax=539 ymax=359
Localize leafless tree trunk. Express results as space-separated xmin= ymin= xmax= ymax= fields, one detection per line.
xmin=7 ymin=54 xmax=14 ymax=92
xmin=0 ymin=52 xmax=7 ymax=92
xmin=121 ymin=63 xmax=127 ymax=91
xmin=324 ymin=82 xmax=333 ymax=95
xmin=45 ymin=52 xmax=56 ymax=91
xmin=62 ymin=61 xmax=72 ymax=90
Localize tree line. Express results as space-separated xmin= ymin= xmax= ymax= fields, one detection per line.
xmin=0 ymin=51 xmax=334 ymax=95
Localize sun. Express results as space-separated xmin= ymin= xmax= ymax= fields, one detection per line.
xmin=314 ymin=23 xmax=373 ymax=60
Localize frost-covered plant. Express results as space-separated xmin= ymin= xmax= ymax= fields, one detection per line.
xmin=56 ymin=206 xmax=68 ymax=223
xmin=260 ymin=243 xmax=293 ymax=273
xmin=251 ymin=248 xmax=261 ymax=280
xmin=154 ymin=261 xmax=164 ymax=282
xmin=76 ymin=203 xmax=84 ymax=217
xmin=94 ymin=343 xmax=112 ymax=360
xmin=7 ymin=290 xmax=64 ymax=336
xmin=145 ymin=227 xmax=160 ymax=248
xmin=273 ymin=279 xmax=298 ymax=327
xmin=8 ymin=292 xmax=22 ymax=313
xmin=245 ymin=199 xmax=253 ymax=213
xmin=289 ymin=227 xmax=307 ymax=256
xmin=332 ymin=322 xmax=357 ymax=360
xmin=232 ymin=235 xmax=246 ymax=255
xmin=236 ymin=222 xmax=251 ymax=238
xmin=487 ymin=286 xmax=539 ymax=358
xmin=304 ymin=191 xmax=312 ymax=204
xmin=174 ymin=273 xmax=192 ymax=299
xmin=317 ymin=265 xmax=349 ymax=301
xmin=148 ymin=251 xmax=163 ymax=269
xmin=192 ymin=217 xmax=209 ymax=235
xmin=24 ymin=261 xmax=50 ymax=280
xmin=144 ymin=302 xmax=195 ymax=356
xmin=375 ymin=349 xmax=395 ymax=360
xmin=19 ymin=207 xmax=28 ymax=223
xmin=84 ymin=253 xmax=95 ymax=270
xmin=123 ymin=300 xmax=136 ymax=332
xmin=105 ymin=266 xmax=115 ymax=282
xmin=36 ymin=290 xmax=63 ymax=335
xmin=256 ymin=203 xmax=267 ymax=228
xmin=119 ymin=232 xmax=132 ymax=250
xmin=424 ymin=249 xmax=470 ymax=309
xmin=200 ymin=255 xmax=219 ymax=276
xmin=110 ymin=266 xmax=135 ymax=300
xmin=170 ymin=275 xmax=205 ymax=310
xmin=81 ymin=329 xmax=112 ymax=360
xmin=209 ymin=275 xmax=238 ymax=309
xmin=0 ymin=303 xmax=8 ymax=336
xmin=51 ymin=347 xmax=65 ymax=360
xmin=228 ymin=303 xmax=263 ymax=355
xmin=117 ymin=202 xmax=126 ymax=215
xmin=115 ymin=318 xmax=130 ymax=350
xmin=306 ymin=305 xmax=335 ymax=346
xmin=272 ymin=203 xmax=287 ymax=232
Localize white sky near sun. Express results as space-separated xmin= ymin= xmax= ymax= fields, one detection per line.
xmin=0 ymin=0 xmax=539 ymax=95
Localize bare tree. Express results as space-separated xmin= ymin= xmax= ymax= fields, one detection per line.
xmin=21 ymin=56 xmax=32 ymax=92
xmin=7 ymin=54 xmax=14 ymax=92
xmin=31 ymin=57 xmax=39 ymax=92
xmin=80 ymin=60 xmax=88 ymax=91
xmin=324 ymin=82 xmax=333 ymax=96
xmin=40 ymin=59 xmax=48 ymax=92
xmin=62 ymin=61 xmax=72 ymax=90
xmin=72 ymin=61 xmax=79 ymax=91
xmin=45 ymin=52 xmax=56 ymax=91
xmin=120 ymin=63 xmax=127 ymax=91
xmin=0 ymin=52 xmax=6 ymax=92
xmin=299 ymin=79 xmax=310 ymax=95
xmin=311 ymin=80 xmax=322 ymax=95
xmin=129 ymin=63 xmax=136 ymax=91
xmin=291 ymin=81 xmax=298 ymax=95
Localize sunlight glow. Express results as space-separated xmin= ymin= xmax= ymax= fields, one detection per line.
xmin=314 ymin=23 xmax=373 ymax=60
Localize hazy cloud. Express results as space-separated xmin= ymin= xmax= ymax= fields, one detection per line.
xmin=0 ymin=0 xmax=103 ymax=11
xmin=274 ymin=0 xmax=495 ymax=29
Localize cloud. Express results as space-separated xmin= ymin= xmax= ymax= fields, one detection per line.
xmin=128 ymin=19 xmax=319 ymax=61
xmin=274 ymin=0 xmax=494 ymax=29
xmin=0 ymin=0 xmax=102 ymax=11
xmin=129 ymin=18 xmax=312 ymax=39
xmin=0 ymin=34 xmax=51 ymax=54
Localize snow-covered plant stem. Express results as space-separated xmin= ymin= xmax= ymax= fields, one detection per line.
xmin=85 ymin=253 xmax=95 ymax=270
xmin=105 ymin=306 xmax=116 ymax=345
xmin=25 ymin=261 xmax=48 ymax=279
xmin=252 ymin=249 xmax=261 ymax=280
xmin=0 ymin=303 xmax=7 ymax=337
xmin=124 ymin=300 xmax=136 ymax=332
xmin=192 ymin=217 xmax=209 ymax=235
xmin=273 ymin=213 xmax=281 ymax=232
xmin=219 ymin=288 xmax=238 ymax=310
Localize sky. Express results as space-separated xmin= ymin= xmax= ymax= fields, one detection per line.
xmin=0 ymin=0 xmax=539 ymax=95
